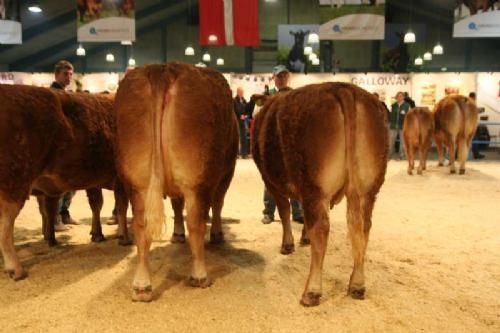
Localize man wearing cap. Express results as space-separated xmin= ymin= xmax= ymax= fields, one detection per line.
xmin=250 ymin=65 xmax=304 ymax=224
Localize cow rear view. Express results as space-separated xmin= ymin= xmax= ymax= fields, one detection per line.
xmin=115 ymin=63 xmax=238 ymax=302
xmin=434 ymin=95 xmax=478 ymax=174
xmin=402 ymin=107 xmax=434 ymax=175
xmin=252 ymin=82 xmax=388 ymax=306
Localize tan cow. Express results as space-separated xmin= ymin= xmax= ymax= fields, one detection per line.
xmin=433 ymin=95 xmax=478 ymax=174
xmin=252 ymin=82 xmax=388 ymax=306
xmin=402 ymin=107 xmax=434 ymax=175
xmin=114 ymin=63 xmax=238 ymax=302
xmin=0 ymin=85 xmax=130 ymax=281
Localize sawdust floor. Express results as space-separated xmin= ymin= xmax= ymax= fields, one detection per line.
xmin=1 ymin=159 xmax=499 ymax=332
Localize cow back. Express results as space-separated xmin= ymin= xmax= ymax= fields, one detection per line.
xmin=252 ymin=82 xmax=388 ymax=200
xmin=0 ymin=84 xmax=70 ymax=201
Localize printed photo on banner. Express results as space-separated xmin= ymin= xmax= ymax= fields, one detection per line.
xmin=277 ymin=24 xmax=320 ymax=73
xmin=0 ymin=0 xmax=21 ymax=44
xmin=77 ymin=0 xmax=135 ymax=42
xmin=319 ymin=0 xmax=385 ymax=40
xmin=453 ymin=1 xmax=500 ymax=37
xmin=382 ymin=24 xmax=426 ymax=73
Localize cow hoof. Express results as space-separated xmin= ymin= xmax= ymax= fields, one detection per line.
xmin=459 ymin=169 xmax=465 ymax=175
xmin=417 ymin=169 xmax=423 ymax=175
xmin=209 ymin=232 xmax=225 ymax=244
xmin=280 ymin=243 xmax=295 ymax=255
xmin=5 ymin=269 xmax=28 ymax=281
xmin=300 ymin=292 xmax=321 ymax=307
xmin=187 ymin=276 xmax=212 ymax=288
xmin=118 ymin=237 xmax=133 ymax=246
xmin=47 ymin=238 xmax=58 ymax=247
xmin=450 ymin=169 xmax=456 ymax=174
xmin=132 ymin=285 xmax=153 ymax=302
xmin=91 ymin=233 xmax=106 ymax=243
xmin=349 ymin=287 xmax=366 ymax=300
xmin=299 ymin=237 xmax=310 ymax=246
xmin=407 ymin=170 xmax=413 ymax=175
xmin=438 ymin=162 xmax=444 ymax=167
xmin=170 ymin=233 xmax=186 ymax=244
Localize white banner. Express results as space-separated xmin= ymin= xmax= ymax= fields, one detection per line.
xmin=453 ymin=5 xmax=500 ymax=38
xmin=0 ymin=0 xmax=21 ymax=44
xmin=319 ymin=0 xmax=385 ymax=40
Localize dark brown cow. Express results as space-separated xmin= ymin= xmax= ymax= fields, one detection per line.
xmin=252 ymin=82 xmax=388 ymax=306
xmin=114 ymin=63 xmax=238 ymax=302
xmin=433 ymin=95 xmax=478 ymax=174
xmin=0 ymin=84 xmax=130 ymax=281
xmin=402 ymin=107 xmax=434 ymax=175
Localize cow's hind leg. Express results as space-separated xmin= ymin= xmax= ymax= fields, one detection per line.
xmin=186 ymin=190 xmax=211 ymax=288
xmin=36 ymin=196 xmax=48 ymax=240
xmin=300 ymin=196 xmax=330 ymax=307
xmin=447 ymin=135 xmax=457 ymax=174
xmin=273 ymin=192 xmax=294 ymax=255
xmin=457 ymin=135 xmax=470 ymax=175
xmin=0 ymin=199 xmax=26 ymax=280
xmin=346 ymin=192 xmax=375 ymax=300
xmin=406 ymin=141 xmax=415 ymax=175
xmin=87 ymin=188 xmax=105 ymax=242
xmin=130 ymin=190 xmax=153 ymax=302
xmin=170 ymin=198 xmax=186 ymax=243
xmin=44 ymin=196 xmax=60 ymax=247
xmin=114 ymin=182 xmax=131 ymax=245
xmin=435 ymin=135 xmax=445 ymax=167
xmin=209 ymin=170 xmax=234 ymax=244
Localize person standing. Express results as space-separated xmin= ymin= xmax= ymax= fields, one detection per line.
xmin=50 ymin=60 xmax=79 ymax=231
xmin=389 ymin=91 xmax=410 ymax=159
xmin=249 ymin=65 xmax=304 ymax=224
xmin=233 ymin=87 xmax=250 ymax=159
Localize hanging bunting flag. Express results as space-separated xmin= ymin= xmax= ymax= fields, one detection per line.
xmin=0 ymin=0 xmax=22 ymax=44
xmin=199 ymin=0 xmax=259 ymax=47
xmin=77 ymin=0 xmax=135 ymax=42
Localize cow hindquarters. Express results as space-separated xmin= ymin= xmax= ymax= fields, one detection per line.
xmin=300 ymin=197 xmax=330 ymax=307
xmin=0 ymin=199 xmax=26 ymax=280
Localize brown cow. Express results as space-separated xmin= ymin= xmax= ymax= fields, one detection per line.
xmin=0 ymin=84 xmax=130 ymax=281
xmin=433 ymin=95 xmax=478 ymax=174
xmin=114 ymin=63 xmax=238 ymax=302
xmin=252 ymin=82 xmax=388 ymax=306
xmin=402 ymin=107 xmax=434 ymax=175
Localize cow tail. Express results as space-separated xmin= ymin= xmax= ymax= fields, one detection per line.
xmin=144 ymin=81 xmax=167 ymax=240
xmin=341 ymin=87 xmax=359 ymax=192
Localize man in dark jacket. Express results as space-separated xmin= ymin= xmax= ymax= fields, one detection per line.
xmin=390 ymin=91 xmax=410 ymax=159
xmin=50 ymin=60 xmax=79 ymax=230
xmin=233 ymin=87 xmax=250 ymax=159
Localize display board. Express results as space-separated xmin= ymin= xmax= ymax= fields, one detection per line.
xmin=319 ymin=0 xmax=385 ymax=40
xmin=453 ymin=2 xmax=500 ymax=38
xmin=77 ymin=0 xmax=135 ymax=42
